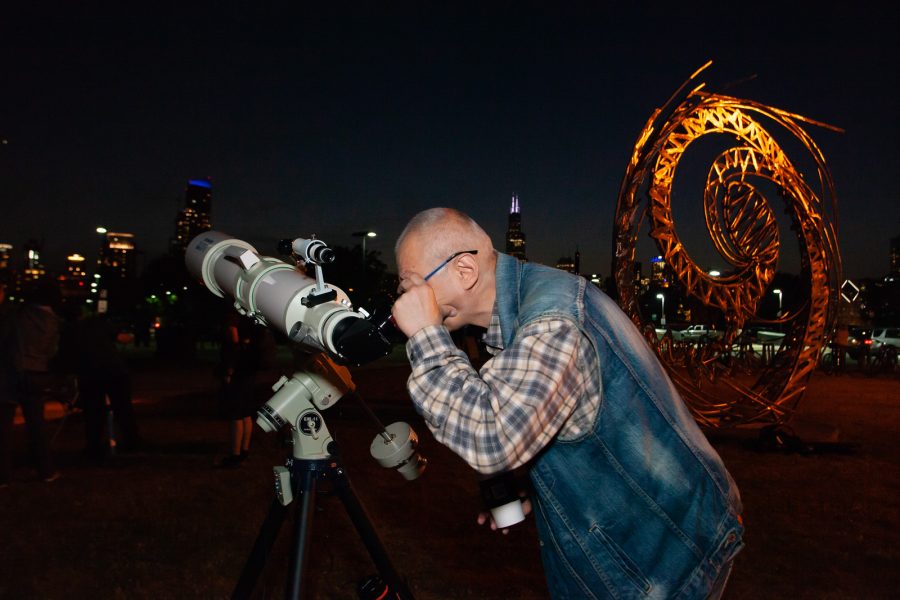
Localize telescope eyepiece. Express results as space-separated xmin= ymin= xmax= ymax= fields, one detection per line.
xmin=318 ymin=247 xmax=336 ymax=263
xmin=292 ymin=238 xmax=335 ymax=264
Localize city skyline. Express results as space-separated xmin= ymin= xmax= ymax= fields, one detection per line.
xmin=2 ymin=177 xmax=897 ymax=284
xmin=1 ymin=5 xmax=897 ymax=280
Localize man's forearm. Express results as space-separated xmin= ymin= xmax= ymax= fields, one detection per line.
xmin=406 ymin=322 xmax=583 ymax=473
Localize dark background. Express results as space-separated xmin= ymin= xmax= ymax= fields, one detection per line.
xmin=1 ymin=3 xmax=897 ymax=278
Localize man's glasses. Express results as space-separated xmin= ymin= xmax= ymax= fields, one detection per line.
xmin=423 ymin=250 xmax=478 ymax=281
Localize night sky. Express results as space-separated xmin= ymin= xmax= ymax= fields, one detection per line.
xmin=1 ymin=4 xmax=897 ymax=281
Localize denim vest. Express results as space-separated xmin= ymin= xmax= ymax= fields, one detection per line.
xmin=494 ymin=253 xmax=743 ymax=599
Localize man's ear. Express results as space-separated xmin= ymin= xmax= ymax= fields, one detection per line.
xmin=454 ymin=253 xmax=480 ymax=291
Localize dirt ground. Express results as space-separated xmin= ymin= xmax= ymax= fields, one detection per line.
xmin=1 ymin=348 xmax=898 ymax=599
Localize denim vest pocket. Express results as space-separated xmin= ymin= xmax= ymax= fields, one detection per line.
xmin=588 ymin=524 xmax=652 ymax=596
xmin=709 ymin=525 xmax=744 ymax=570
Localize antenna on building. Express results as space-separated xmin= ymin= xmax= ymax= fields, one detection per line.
xmin=510 ymin=193 xmax=519 ymax=214
xmin=505 ymin=193 xmax=526 ymax=260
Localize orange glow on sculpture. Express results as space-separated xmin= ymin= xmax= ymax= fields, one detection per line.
xmin=614 ymin=62 xmax=843 ymax=427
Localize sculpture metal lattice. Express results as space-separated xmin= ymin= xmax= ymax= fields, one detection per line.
xmin=614 ymin=62 xmax=842 ymax=427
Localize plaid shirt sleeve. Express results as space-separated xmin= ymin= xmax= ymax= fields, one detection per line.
xmin=405 ymin=319 xmax=589 ymax=474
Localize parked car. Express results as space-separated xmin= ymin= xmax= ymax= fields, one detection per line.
xmin=846 ymin=327 xmax=873 ymax=359
xmin=675 ymin=324 xmax=723 ymax=342
xmin=871 ymin=327 xmax=900 ymax=351
xmin=736 ymin=324 xmax=786 ymax=343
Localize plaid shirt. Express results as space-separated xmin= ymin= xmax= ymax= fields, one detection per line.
xmin=405 ymin=309 xmax=600 ymax=473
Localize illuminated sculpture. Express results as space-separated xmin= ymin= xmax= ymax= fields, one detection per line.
xmin=614 ymin=62 xmax=842 ymax=427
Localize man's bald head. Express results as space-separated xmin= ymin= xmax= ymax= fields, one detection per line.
xmin=395 ymin=207 xmax=494 ymax=264
xmin=394 ymin=208 xmax=497 ymax=330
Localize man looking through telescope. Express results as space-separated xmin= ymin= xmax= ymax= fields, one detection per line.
xmin=390 ymin=208 xmax=743 ymax=599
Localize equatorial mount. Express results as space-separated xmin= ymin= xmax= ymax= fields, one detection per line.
xmin=233 ymin=354 xmax=423 ymax=599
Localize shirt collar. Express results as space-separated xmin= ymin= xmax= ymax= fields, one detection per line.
xmin=482 ymin=301 xmax=503 ymax=353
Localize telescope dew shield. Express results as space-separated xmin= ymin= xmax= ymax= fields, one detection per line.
xmin=185 ymin=231 xmax=256 ymax=299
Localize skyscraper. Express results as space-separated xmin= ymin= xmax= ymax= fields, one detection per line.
xmin=650 ymin=255 xmax=669 ymax=287
xmin=60 ymin=253 xmax=89 ymax=302
xmin=172 ymin=178 xmax=213 ymax=252
xmin=555 ymin=256 xmax=576 ymax=273
xmin=555 ymin=249 xmax=581 ymax=275
xmin=0 ymin=242 xmax=12 ymax=292
xmin=96 ymin=231 xmax=137 ymax=315
xmin=99 ymin=232 xmax=136 ymax=280
xmin=21 ymin=239 xmax=47 ymax=290
xmin=0 ymin=243 xmax=10 ymax=271
xmin=505 ymin=193 xmax=526 ymax=260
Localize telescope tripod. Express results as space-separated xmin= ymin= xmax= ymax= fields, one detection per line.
xmin=233 ymin=449 xmax=414 ymax=600
xmin=231 ymin=356 xmax=421 ymax=599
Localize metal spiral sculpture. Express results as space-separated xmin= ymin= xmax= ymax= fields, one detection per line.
xmin=614 ymin=62 xmax=842 ymax=427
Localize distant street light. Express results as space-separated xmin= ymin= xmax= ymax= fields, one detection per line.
xmin=773 ymin=288 xmax=783 ymax=315
xmin=656 ymin=293 xmax=666 ymax=326
xmin=96 ymin=226 xmax=107 ymax=234
xmin=352 ymin=231 xmax=377 ymax=263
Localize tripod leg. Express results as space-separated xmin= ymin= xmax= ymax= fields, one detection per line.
xmin=233 ymin=497 xmax=291 ymax=599
xmin=328 ymin=464 xmax=415 ymax=600
xmin=285 ymin=465 xmax=318 ymax=600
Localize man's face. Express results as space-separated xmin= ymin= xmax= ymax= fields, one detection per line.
xmin=396 ymin=237 xmax=469 ymax=331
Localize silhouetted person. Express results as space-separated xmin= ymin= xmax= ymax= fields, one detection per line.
xmin=59 ymin=308 xmax=141 ymax=461
xmin=0 ymin=283 xmax=17 ymax=488
xmin=132 ymin=304 xmax=153 ymax=348
xmin=217 ymin=309 xmax=275 ymax=468
xmin=833 ymin=325 xmax=850 ymax=371
xmin=0 ymin=282 xmax=60 ymax=485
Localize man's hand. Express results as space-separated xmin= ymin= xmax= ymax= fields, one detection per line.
xmin=476 ymin=496 xmax=532 ymax=535
xmin=391 ymin=273 xmax=443 ymax=337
